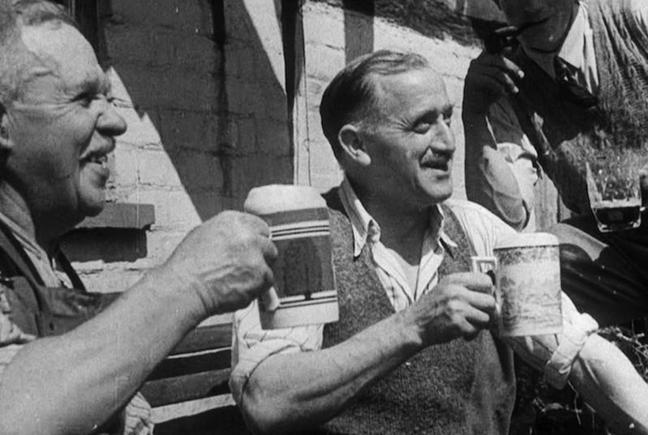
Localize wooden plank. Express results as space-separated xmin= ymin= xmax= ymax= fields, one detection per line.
xmin=141 ymin=369 xmax=232 ymax=407
xmin=171 ymin=323 xmax=233 ymax=355
xmin=78 ymin=203 xmax=155 ymax=229
xmin=153 ymin=405 xmax=251 ymax=435
xmin=148 ymin=348 xmax=231 ymax=381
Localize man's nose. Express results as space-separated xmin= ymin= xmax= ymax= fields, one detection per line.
xmin=97 ymin=100 xmax=127 ymax=137
xmin=433 ymin=120 xmax=455 ymax=153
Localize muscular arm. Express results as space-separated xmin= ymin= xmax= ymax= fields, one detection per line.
xmin=0 ymin=210 xmax=276 ymax=435
xmin=240 ymin=312 xmax=421 ymax=434
xmin=236 ymin=273 xmax=496 ymax=434
xmin=0 ymin=267 xmax=204 ymax=435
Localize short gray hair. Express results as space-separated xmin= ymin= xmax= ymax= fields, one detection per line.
xmin=0 ymin=0 xmax=76 ymax=106
xmin=319 ymin=50 xmax=430 ymax=160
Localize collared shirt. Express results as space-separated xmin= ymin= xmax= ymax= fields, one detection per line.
xmin=230 ymin=183 xmax=598 ymax=406
xmin=338 ymin=177 xmax=454 ymax=311
xmin=525 ymin=2 xmax=599 ymax=93
xmin=0 ymin=211 xmax=153 ymax=435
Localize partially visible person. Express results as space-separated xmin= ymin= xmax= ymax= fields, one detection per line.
xmin=230 ymin=50 xmax=648 ymax=435
xmin=462 ymin=0 xmax=648 ymax=325
xmin=0 ymin=1 xmax=277 ymax=434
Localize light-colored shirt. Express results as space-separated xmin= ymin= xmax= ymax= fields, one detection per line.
xmin=230 ymin=182 xmax=598 ymax=405
xmin=0 ymin=211 xmax=153 ymax=435
xmin=338 ymin=177 xmax=452 ymax=310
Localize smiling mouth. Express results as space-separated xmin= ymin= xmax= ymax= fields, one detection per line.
xmin=81 ymin=153 xmax=109 ymax=167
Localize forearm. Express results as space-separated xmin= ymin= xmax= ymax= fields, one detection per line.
xmin=568 ymin=334 xmax=648 ymax=434
xmin=241 ymin=312 xmax=421 ymax=434
xmin=463 ymin=110 xmax=528 ymax=230
xmin=0 ymin=266 xmax=204 ymax=435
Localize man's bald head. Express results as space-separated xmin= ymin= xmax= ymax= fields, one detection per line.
xmin=0 ymin=0 xmax=76 ymax=107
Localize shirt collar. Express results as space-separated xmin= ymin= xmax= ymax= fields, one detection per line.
xmin=525 ymin=2 xmax=590 ymax=77
xmin=338 ymin=177 xmax=455 ymax=258
xmin=558 ymin=2 xmax=589 ymax=70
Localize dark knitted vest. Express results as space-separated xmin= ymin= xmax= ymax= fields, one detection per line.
xmin=318 ymin=190 xmax=515 ymax=435
xmin=512 ymin=0 xmax=648 ymax=214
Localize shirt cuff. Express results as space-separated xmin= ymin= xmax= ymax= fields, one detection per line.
xmin=544 ymin=313 xmax=599 ymax=389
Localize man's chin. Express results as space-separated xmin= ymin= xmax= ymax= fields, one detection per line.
xmin=79 ymin=197 xmax=106 ymax=218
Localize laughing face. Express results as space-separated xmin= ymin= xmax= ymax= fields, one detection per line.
xmin=4 ymin=22 xmax=126 ymax=230
xmin=358 ymin=67 xmax=455 ymax=209
xmin=498 ymin=0 xmax=577 ymax=53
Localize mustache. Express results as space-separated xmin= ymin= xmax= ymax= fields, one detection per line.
xmin=420 ymin=148 xmax=453 ymax=168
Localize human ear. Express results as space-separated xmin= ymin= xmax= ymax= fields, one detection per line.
xmin=338 ymin=124 xmax=371 ymax=166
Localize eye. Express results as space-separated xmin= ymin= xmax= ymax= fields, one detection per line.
xmin=413 ymin=120 xmax=432 ymax=134
xmin=74 ymin=92 xmax=96 ymax=107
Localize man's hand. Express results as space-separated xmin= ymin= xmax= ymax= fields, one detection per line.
xmin=463 ymin=50 xmax=524 ymax=115
xmin=163 ymin=210 xmax=278 ymax=316
xmin=402 ymin=272 xmax=498 ymax=346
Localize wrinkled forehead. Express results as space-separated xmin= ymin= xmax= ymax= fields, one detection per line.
xmin=19 ymin=22 xmax=104 ymax=93
xmin=371 ymin=68 xmax=449 ymax=116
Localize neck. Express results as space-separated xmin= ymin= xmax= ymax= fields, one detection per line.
xmin=0 ymin=182 xmax=36 ymax=238
xmin=0 ymin=182 xmax=62 ymax=254
xmin=353 ymin=181 xmax=431 ymax=260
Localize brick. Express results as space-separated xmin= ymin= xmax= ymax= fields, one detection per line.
xmin=150 ymin=31 xmax=219 ymax=72
xmin=112 ymin=145 xmax=140 ymax=187
xmin=255 ymin=118 xmax=292 ymax=156
xmin=223 ymin=0 xmax=257 ymax=42
xmin=124 ymin=189 xmax=202 ymax=229
xmin=105 ymin=23 xmax=156 ymax=65
xmin=303 ymin=2 xmax=346 ymax=48
xmin=169 ymin=149 xmax=223 ymax=192
xmin=111 ymin=64 xmax=218 ymax=112
xmin=229 ymin=155 xmax=293 ymax=198
xmin=225 ymin=41 xmax=258 ymax=79
xmin=137 ymin=149 xmax=183 ymax=188
xmin=110 ymin=0 xmax=213 ymax=34
xmin=304 ymin=43 xmax=346 ymax=83
xmin=115 ymin=108 xmax=163 ymax=147
xmin=158 ymin=109 xmax=218 ymax=152
xmin=235 ymin=116 xmax=257 ymax=154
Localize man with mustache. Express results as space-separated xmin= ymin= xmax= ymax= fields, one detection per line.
xmin=0 ymin=1 xmax=277 ymax=434
xmin=463 ymin=0 xmax=648 ymax=325
xmin=231 ymin=50 xmax=648 ymax=434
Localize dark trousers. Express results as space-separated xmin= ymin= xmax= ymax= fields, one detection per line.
xmin=549 ymin=214 xmax=648 ymax=326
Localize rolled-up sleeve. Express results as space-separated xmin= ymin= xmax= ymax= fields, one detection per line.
xmin=506 ymin=291 xmax=599 ymax=389
xmin=229 ymin=301 xmax=323 ymax=404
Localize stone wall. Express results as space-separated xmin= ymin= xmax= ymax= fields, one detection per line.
xmin=68 ymin=0 xmax=488 ymax=293
xmin=69 ymin=0 xmax=293 ymax=293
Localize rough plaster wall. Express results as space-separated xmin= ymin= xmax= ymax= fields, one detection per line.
xmin=298 ymin=2 xmax=481 ymax=197
xmin=75 ymin=0 xmax=292 ymax=293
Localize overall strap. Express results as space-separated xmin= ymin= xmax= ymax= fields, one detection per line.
xmin=0 ymin=220 xmax=44 ymax=291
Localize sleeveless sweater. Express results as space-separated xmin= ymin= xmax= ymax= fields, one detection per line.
xmin=318 ymin=190 xmax=515 ymax=435
xmin=512 ymin=0 xmax=648 ymax=214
